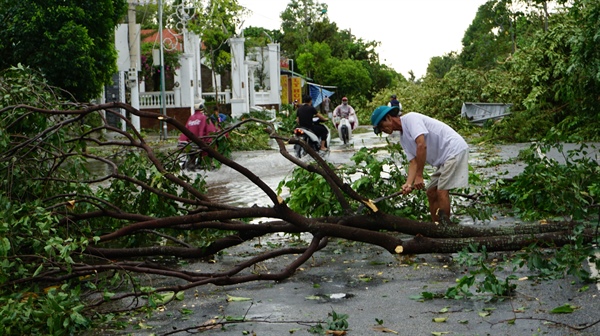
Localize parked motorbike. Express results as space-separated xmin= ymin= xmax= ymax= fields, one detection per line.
xmin=293 ymin=118 xmax=331 ymax=158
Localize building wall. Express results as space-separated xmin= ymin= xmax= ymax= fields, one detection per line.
xmin=139 ymin=107 xmax=194 ymax=131
xmin=139 ymin=106 xmax=232 ymax=131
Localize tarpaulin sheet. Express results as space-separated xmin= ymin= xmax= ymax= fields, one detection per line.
xmin=308 ymin=83 xmax=335 ymax=107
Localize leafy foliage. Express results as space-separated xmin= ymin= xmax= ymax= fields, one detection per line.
xmin=0 ymin=67 xmax=97 ymax=334
xmin=280 ymin=0 xmax=329 ymax=53
xmin=446 ymin=245 xmax=516 ymax=300
xmin=139 ymin=42 xmax=181 ymax=88
xmin=0 ymin=0 xmax=127 ymax=101
xmin=459 ymin=0 xmax=515 ymax=69
xmin=489 ymin=141 xmax=600 ymax=221
xmin=375 ymin=0 xmax=600 ymax=141
xmin=279 ymin=0 xmax=397 ymax=102
xmin=279 ymin=142 xmax=431 ymax=220
xmin=188 ymin=0 xmax=246 ymax=76
xmin=309 ymin=310 xmax=349 ymax=334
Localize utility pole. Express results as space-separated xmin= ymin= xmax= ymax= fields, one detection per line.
xmin=127 ymin=0 xmax=141 ymax=131
xmin=158 ymin=0 xmax=168 ymax=140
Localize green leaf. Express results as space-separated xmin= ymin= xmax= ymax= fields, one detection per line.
xmin=137 ymin=322 xmax=153 ymax=330
xmin=432 ymin=317 xmax=448 ymax=323
xmin=225 ymin=315 xmax=245 ymax=322
xmin=33 ymin=264 xmax=44 ymax=277
xmin=155 ymin=292 xmax=174 ymax=305
xmin=577 ymin=286 xmax=589 ymax=292
xmin=550 ymin=304 xmax=577 ymax=314
xmin=226 ymin=295 xmax=252 ymax=302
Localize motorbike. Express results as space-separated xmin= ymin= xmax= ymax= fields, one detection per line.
xmin=177 ymin=142 xmax=201 ymax=171
xmin=293 ymin=118 xmax=331 ymax=159
xmin=333 ymin=115 xmax=354 ymax=145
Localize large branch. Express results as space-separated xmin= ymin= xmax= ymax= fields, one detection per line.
xmin=3 ymin=103 xmax=595 ymax=314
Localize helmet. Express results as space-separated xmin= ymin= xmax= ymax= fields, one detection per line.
xmin=391 ymin=94 xmax=397 ymax=99
xmin=371 ymin=105 xmax=399 ymax=134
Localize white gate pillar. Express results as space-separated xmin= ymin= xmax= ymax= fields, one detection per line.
xmin=229 ymin=37 xmax=248 ymax=118
xmin=267 ymin=43 xmax=281 ymax=108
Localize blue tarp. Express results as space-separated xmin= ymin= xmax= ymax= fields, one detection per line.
xmin=308 ymin=83 xmax=335 ymax=107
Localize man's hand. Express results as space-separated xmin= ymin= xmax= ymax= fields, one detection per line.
xmin=401 ymin=183 xmax=412 ymax=195
xmin=412 ymin=176 xmax=425 ymax=190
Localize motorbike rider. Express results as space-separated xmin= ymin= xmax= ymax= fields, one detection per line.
xmin=332 ymin=97 xmax=358 ymax=130
xmin=388 ymin=94 xmax=402 ymax=111
xmin=178 ymin=104 xmax=211 ymax=171
xmin=296 ymin=94 xmax=329 ymax=151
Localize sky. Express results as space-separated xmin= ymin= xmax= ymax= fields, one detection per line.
xmin=237 ymin=0 xmax=489 ymax=79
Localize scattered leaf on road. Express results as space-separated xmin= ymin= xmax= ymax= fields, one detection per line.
xmin=550 ymin=303 xmax=578 ymax=314
xmin=325 ymin=330 xmax=346 ymax=335
xmin=226 ymin=295 xmax=252 ymax=302
xmin=372 ymin=326 xmax=399 ymax=334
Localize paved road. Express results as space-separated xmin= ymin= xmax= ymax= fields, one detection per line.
xmin=113 ymin=241 xmax=599 ymax=336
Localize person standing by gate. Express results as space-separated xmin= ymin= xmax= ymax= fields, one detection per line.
xmin=322 ymin=95 xmax=331 ymax=118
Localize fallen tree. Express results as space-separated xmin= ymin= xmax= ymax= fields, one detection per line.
xmin=1 ymin=99 xmax=598 ymax=333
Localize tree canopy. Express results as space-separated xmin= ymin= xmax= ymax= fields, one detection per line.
xmin=394 ymin=0 xmax=600 ymax=141
xmin=187 ymin=0 xmax=246 ymax=76
xmin=0 ymin=0 xmax=127 ymax=102
xmin=275 ymin=0 xmax=398 ymax=101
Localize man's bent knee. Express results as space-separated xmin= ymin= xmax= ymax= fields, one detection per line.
xmin=426 ymin=187 xmax=438 ymax=199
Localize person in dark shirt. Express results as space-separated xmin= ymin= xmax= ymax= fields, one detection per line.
xmin=209 ymin=106 xmax=227 ymax=125
xmin=388 ymin=94 xmax=402 ymax=111
xmin=296 ymin=94 xmax=329 ymax=151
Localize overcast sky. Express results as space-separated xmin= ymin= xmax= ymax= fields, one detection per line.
xmin=237 ymin=0 xmax=488 ymax=78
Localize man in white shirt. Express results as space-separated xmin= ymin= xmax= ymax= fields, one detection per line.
xmin=370 ymin=105 xmax=469 ymax=222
